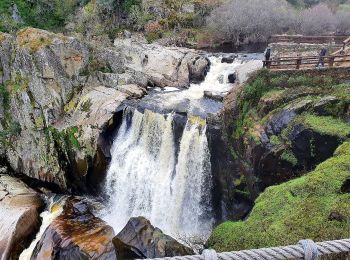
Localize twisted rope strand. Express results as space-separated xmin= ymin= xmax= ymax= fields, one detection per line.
xmin=146 ymin=238 xmax=350 ymax=260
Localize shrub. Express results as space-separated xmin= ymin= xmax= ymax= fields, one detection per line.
xmin=207 ymin=0 xmax=296 ymax=44
xmin=145 ymin=31 xmax=162 ymax=43
xmin=144 ymin=21 xmax=162 ymax=33
xmin=298 ymin=4 xmax=335 ymax=35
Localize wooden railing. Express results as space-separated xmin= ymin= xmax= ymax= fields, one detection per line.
xmin=269 ymin=35 xmax=349 ymax=44
xmin=263 ymin=54 xmax=350 ymax=70
xmin=331 ymin=36 xmax=350 ymax=55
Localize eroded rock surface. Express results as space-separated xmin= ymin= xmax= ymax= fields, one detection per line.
xmin=0 ymin=28 xmax=209 ymax=191
xmin=31 ymin=197 xmax=116 ymax=260
xmin=114 ymin=37 xmax=210 ymax=88
xmin=0 ymin=175 xmax=44 ymax=260
xmin=113 ymin=217 xmax=194 ymax=259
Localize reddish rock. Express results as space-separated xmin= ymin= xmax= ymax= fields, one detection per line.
xmin=31 ymin=198 xmax=116 ymax=260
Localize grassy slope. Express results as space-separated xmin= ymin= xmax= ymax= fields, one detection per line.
xmin=208 ymin=141 xmax=350 ymax=251
xmin=208 ymin=68 xmax=350 ymax=251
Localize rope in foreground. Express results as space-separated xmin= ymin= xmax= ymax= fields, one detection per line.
xmin=145 ymin=238 xmax=350 ymax=260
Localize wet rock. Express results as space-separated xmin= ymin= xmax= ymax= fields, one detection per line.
xmin=266 ymin=99 xmax=312 ymax=136
xmin=221 ymin=56 xmax=235 ymax=64
xmin=289 ymin=124 xmax=341 ymax=168
xmin=204 ymin=91 xmax=224 ymax=102
xmin=228 ymin=73 xmax=236 ymax=84
xmin=32 ymin=197 xmax=116 ymax=260
xmin=188 ymin=55 xmax=210 ymax=83
xmin=0 ymin=175 xmax=44 ymax=260
xmin=313 ymin=96 xmax=339 ymax=116
xmin=328 ymin=212 xmax=345 ymax=222
xmin=113 ymin=217 xmax=194 ymax=258
xmin=217 ymin=75 xmax=224 ymax=84
xmin=341 ymin=177 xmax=350 ymax=193
xmin=114 ymin=37 xmax=209 ymax=88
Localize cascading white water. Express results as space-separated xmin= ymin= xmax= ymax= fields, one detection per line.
xmin=19 ymin=197 xmax=66 ymax=260
xmin=102 ymin=55 xmax=258 ymax=238
xmin=103 ymin=109 xmax=213 ymax=238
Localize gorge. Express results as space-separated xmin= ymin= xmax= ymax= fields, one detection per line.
xmin=1 ymin=26 xmax=349 ymax=260
xmin=100 ymin=55 xmax=255 ymax=239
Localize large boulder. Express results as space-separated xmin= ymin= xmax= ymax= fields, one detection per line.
xmin=31 ymin=198 xmax=116 ymax=260
xmin=0 ymin=28 xmax=147 ymax=191
xmin=0 ymin=175 xmax=44 ymax=260
xmin=114 ymin=37 xmax=209 ymax=88
xmin=112 ymin=217 xmax=194 ymax=259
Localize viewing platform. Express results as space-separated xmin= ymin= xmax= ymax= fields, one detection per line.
xmin=265 ymin=34 xmax=350 ymax=70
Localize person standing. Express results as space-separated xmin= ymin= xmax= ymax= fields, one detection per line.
xmin=316 ymin=47 xmax=327 ymax=68
xmin=264 ymin=47 xmax=271 ymax=68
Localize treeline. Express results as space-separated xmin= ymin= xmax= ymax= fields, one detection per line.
xmin=207 ymin=0 xmax=350 ymax=45
xmin=0 ymin=0 xmax=81 ymax=32
xmin=1 ymin=0 xmax=350 ymax=46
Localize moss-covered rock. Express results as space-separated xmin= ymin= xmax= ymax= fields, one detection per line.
xmin=220 ymin=67 xmax=350 ymax=220
xmin=208 ymin=141 xmax=350 ymax=252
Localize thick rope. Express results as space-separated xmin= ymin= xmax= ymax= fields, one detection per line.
xmin=146 ymin=238 xmax=350 ymax=260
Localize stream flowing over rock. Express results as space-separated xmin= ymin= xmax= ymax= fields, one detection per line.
xmin=101 ymin=55 xmax=263 ymax=239
xmin=31 ymin=197 xmax=116 ymax=260
xmin=0 ymin=28 xmax=210 ymax=191
xmin=0 ymin=27 xmax=266 ymax=259
xmin=0 ymin=175 xmax=44 ymax=260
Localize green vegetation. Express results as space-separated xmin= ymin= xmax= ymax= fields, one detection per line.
xmin=46 ymin=126 xmax=81 ymax=152
xmin=0 ymin=0 xmax=79 ymax=32
xmin=231 ymin=69 xmax=347 ymax=143
xmin=0 ymin=84 xmax=21 ymax=146
xmin=208 ymin=141 xmax=350 ymax=251
xmin=296 ymin=114 xmax=350 ymax=138
xmin=121 ymin=0 xmax=141 ymax=13
xmin=280 ymin=150 xmax=298 ymax=166
xmin=4 ymin=73 xmax=29 ymax=94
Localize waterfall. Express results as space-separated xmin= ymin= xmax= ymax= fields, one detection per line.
xmin=19 ymin=196 xmax=65 ymax=260
xmin=101 ymin=55 xmax=255 ymax=238
xmin=102 ymin=109 xmax=213 ymax=238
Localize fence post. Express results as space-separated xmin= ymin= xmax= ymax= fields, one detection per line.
xmin=296 ymin=58 xmax=302 ymax=69
xmin=329 ymin=57 xmax=335 ymax=67
xmin=263 ymin=60 xmax=271 ymax=69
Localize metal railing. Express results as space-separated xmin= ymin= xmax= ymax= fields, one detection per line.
xmin=146 ymin=238 xmax=350 ymax=260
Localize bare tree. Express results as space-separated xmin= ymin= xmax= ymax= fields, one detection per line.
xmin=334 ymin=10 xmax=350 ymax=34
xmin=206 ymin=0 xmax=296 ymax=45
xmin=298 ymin=4 xmax=336 ymax=35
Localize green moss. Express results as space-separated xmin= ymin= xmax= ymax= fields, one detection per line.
xmin=145 ymin=31 xmax=163 ymax=43
xmin=280 ymin=150 xmax=298 ymax=166
xmin=0 ymin=84 xmax=21 ymax=146
xmin=5 ymin=73 xmax=29 ymax=94
xmin=34 ymin=115 xmax=44 ymax=128
xmin=270 ymin=135 xmax=282 ymax=146
xmin=46 ymin=126 xmax=81 ymax=153
xmin=208 ymin=141 xmax=350 ymax=252
xmin=298 ymin=114 xmax=350 ymax=139
xmin=0 ymin=0 xmax=78 ymax=32
xmin=67 ymin=127 xmax=80 ymax=150
xmin=17 ymin=28 xmax=53 ymax=53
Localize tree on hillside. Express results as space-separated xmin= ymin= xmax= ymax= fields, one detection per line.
xmin=298 ymin=3 xmax=336 ymax=34
xmin=207 ymin=0 xmax=296 ymax=45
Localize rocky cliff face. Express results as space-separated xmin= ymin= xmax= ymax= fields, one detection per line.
xmin=0 ymin=175 xmax=44 ymax=259
xmin=0 ymin=28 xmax=209 ymax=192
xmin=219 ymin=68 xmax=350 ymax=218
